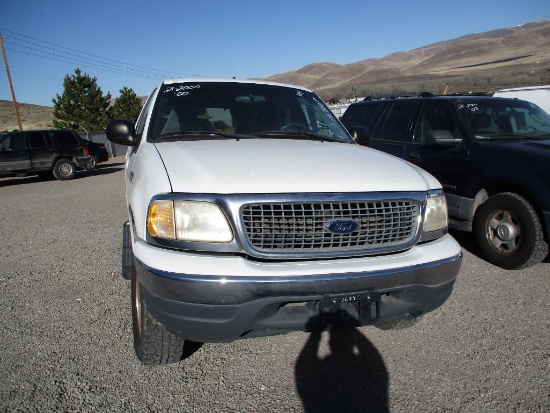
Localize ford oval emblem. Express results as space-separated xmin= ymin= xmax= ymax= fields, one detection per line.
xmin=326 ymin=219 xmax=359 ymax=234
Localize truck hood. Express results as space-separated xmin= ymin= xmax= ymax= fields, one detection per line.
xmin=495 ymin=138 xmax=550 ymax=153
xmin=154 ymin=139 xmax=440 ymax=193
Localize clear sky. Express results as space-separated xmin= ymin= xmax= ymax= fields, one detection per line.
xmin=1 ymin=0 xmax=549 ymax=106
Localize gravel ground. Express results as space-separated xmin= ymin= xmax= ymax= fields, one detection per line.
xmin=0 ymin=158 xmax=548 ymax=412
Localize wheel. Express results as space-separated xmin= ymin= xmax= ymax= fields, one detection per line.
xmin=52 ymin=159 xmax=76 ymax=180
xmin=83 ymin=156 xmax=97 ymax=171
xmin=131 ymin=266 xmax=187 ymax=365
xmin=375 ymin=315 xmax=423 ymax=330
xmin=474 ymin=192 xmax=548 ymax=269
xmin=279 ymin=123 xmax=309 ymax=132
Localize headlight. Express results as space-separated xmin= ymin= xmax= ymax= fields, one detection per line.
xmin=174 ymin=201 xmax=233 ymax=242
xmin=147 ymin=200 xmax=233 ymax=243
xmin=423 ymin=193 xmax=448 ymax=233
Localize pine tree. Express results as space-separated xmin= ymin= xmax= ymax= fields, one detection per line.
xmin=52 ymin=68 xmax=113 ymax=131
xmin=112 ymin=87 xmax=143 ymax=122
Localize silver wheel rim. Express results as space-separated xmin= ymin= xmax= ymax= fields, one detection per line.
xmin=485 ymin=209 xmax=521 ymax=254
xmin=59 ymin=163 xmax=73 ymax=177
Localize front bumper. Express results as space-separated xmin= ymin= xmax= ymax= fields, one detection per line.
xmin=130 ymin=229 xmax=463 ymax=342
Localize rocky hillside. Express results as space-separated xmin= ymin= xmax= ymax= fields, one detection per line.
xmin=264 ymin=21 xmax=550 ymax=98
xmin=1 ymin=100 xmax=54 ymax=131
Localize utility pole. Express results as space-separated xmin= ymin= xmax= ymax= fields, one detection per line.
xmin=0 ymin=34 xmax=23 ymax=131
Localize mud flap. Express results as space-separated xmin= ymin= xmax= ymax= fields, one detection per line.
xmin=122 ymin=221 xmax=134 ymax=280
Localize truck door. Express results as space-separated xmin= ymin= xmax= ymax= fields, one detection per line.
xmin=403 ymin=102 xmax=468 ymax=217
xmin=367 ymin=103 xmax=418 ymax=159
xmin=27 ymin=131 xmax=56 ymax=169
xmin=0 ymin=133 xmax=31 ymax=173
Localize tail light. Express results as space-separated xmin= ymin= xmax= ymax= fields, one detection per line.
xmin=82 ymin=146 xmax=89 ymax=156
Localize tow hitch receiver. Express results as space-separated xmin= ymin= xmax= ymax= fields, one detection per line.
xmin=320 ymin=292 xmax=381 ymax=326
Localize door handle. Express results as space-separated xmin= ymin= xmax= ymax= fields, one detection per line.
xmin=409 ymin=152 xmax=420 ymax=160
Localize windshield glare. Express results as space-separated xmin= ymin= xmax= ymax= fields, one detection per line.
xmin=149 ymin=82 xmax=352 ymax=143
xmin=457 ymin=100 xmax=550 ymax=140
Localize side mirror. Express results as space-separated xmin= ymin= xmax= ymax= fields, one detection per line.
xmin=347 ymin=126 xmax=371 ymax=145
xmin=106 ymin=120 xmax=137 ymax=146
xmin=431 ymin=130 xmax=462 ymax=146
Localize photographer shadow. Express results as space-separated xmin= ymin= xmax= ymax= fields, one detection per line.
xmin=295 ymin=317 xmax=389 ymax=413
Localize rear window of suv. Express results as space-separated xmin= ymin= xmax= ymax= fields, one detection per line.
xmin=54 ymin=131 xmax=80 ymax=146
xmin=341 ymin=104 xmax=379 ymax=128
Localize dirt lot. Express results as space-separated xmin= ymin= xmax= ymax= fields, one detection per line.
xmin=0 ymin=158 xmax=548 ymax=412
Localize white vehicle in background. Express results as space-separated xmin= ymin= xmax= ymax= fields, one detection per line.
xmin=493 ymin=85 xmax=550 ymax=114
xmin=106 ymin=78 xmax=463 ymax=365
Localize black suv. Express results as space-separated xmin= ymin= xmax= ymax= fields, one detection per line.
xmin=342 ymin=94 xmax=550 ymax=270
xmin=0 ymin=130 xmax=91 ymax=180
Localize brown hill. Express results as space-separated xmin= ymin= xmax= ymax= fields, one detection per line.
xmin=0 ymin=100 xmax=54 ymax=131
xmin=264 ymin=20 xmax=550 ymax=99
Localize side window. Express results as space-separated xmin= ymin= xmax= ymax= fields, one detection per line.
xmin=136 ymin=91 xmax=155 ymax=137
xmin=55 ymin=131 xmax=79 ymax=146
xmin=27 ymin=132 xmax=48 ymax=148
xmin=372 ymin=103 xmax=416 ymax=142
xmin=415 ymin=103 xmax=462 ymax=144
xmin=44 ymin=133 xmax=54 ymax=147
xmin=3 ymin=133 xmax=27 ymax=150
xmin=341 ymin=105 xmax=378 ymax=129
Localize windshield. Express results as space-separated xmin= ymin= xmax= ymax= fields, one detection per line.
xmin=148 ymin=82 xmax=352 ymax=143
xmin=456 ymin=99 xmax=550 ymax=140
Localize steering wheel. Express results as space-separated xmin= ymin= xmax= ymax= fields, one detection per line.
xmin=279 ymin=123 xmax=309 ymax=132
xmin=517 ymin=126 xmax=536 ymax=133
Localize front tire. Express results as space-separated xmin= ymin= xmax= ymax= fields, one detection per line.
xmin=474 ymin=192 xmax=548 ymax=270
xmin=52 ymin=159 xmax=76 ymax=180
xmin=131 ymin=266 xmax=187 ymax=365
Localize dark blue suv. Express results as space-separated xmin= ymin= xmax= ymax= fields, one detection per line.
xmin=342 ymin=94 xmax=550 ymax=270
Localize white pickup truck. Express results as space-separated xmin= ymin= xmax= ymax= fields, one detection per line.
xmin=493 ymin=85 xmax=550 ymax=114
xmin=106 ymin=79 xmax=463 ymax=365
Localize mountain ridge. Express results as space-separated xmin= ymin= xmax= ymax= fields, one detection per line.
xmin=263 ymin=20 xmax=550 ymax=98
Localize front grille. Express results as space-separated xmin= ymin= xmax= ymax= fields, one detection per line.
xmin=241 ymin=200 xmax=419 ymax=255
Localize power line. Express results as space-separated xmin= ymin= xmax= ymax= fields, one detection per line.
xmin=5 ymin=39 xmax=169 ymax=78
xmin=5 ymin=44 xmax=167 ymax=79
xmin=0 ymin=27 xmax=209 ymax=79
xmin=0 ymin=27 xmax=180 ymax=76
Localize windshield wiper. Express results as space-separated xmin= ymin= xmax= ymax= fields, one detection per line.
xmin=255 ymin=131 xmax=343 ymax=142
xmin=153 ymin=131 xmax=256 ymax=141
xmin=153 ymin=130 xmax=346 ymax=143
